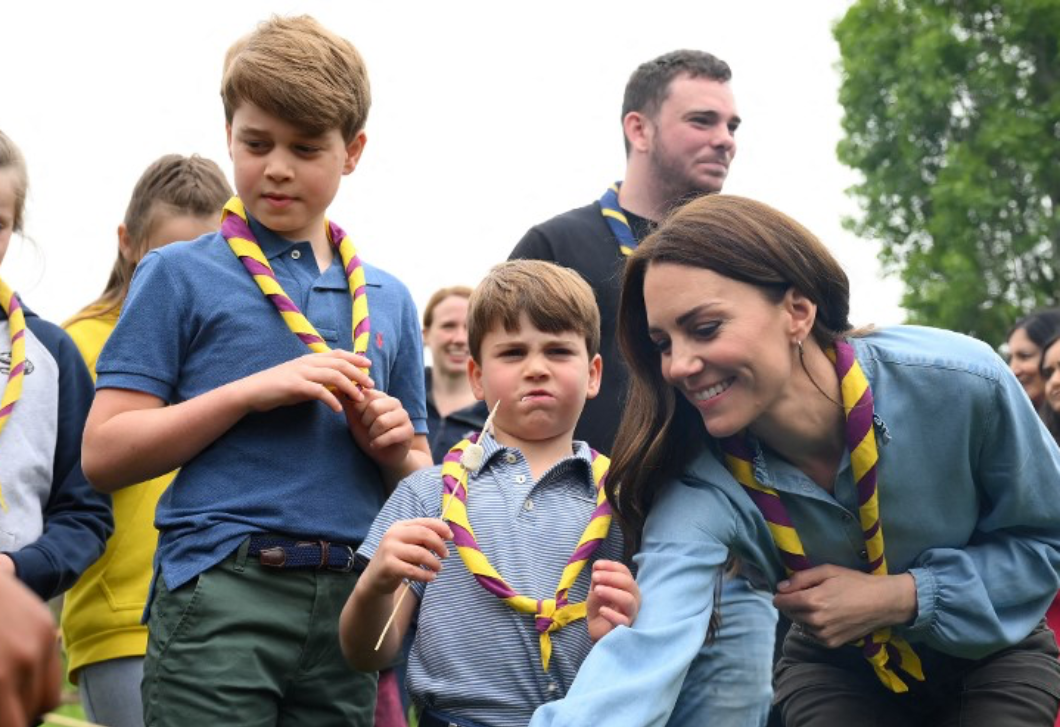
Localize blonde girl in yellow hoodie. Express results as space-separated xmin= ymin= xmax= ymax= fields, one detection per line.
xmin=61 ymin=154 xmax=231 ymax=727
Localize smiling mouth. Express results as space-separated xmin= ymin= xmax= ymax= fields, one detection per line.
xmin=691 ymin=378 xmax=734 ymax=402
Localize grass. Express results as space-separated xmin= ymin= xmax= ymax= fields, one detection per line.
xmin=42 ymin=704 xmax=91 ymax=727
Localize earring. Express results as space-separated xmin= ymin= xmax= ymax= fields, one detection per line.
xmin=795 ymin=339 xmax=804 ymax=358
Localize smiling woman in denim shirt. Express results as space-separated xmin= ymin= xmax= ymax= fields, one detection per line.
xmin=530 ymin=195 xmax=1060 ymax=727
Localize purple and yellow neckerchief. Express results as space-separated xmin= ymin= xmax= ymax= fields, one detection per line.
xmin=221 ymin=197 xmax=370 ymax=365
xmin=0 ymin=278 xmax=26 ymax=511
xmin=598 ymin=182 xmax=637 ymax=257
xmin=441 ymin=435 xmax=612 ymax=671
xmin=720 ymin=339 xmax=925 ymax=693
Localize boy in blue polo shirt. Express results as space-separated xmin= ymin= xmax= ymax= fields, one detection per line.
xmin=340 ymin=260 xmax=639 ymax=727
xmin=82 ymin=15 xmax=431 ymax=726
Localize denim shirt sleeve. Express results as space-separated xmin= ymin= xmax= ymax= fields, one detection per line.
xmin=531 ymin=475 xmax=739 ymax=727
xmin=900 ymin=367 xmax=1060 ymax=658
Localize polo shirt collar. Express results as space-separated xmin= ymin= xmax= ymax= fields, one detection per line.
xmin=246 ymin=213 xmax=301 ymax=260
xmin=472 ymin=433 xmax=598 ymax=495
xmin=244 ymin=214 xmax=355 ymax=292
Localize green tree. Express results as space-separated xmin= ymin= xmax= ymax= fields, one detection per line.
xmin=834 ymin=0 xmax=1060 ymax=346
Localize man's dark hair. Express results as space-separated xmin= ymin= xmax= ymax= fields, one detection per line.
xmin=621 ymin=50 xmax=732 ymax=154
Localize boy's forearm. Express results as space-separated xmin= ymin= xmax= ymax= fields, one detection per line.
xmin=340 ymin=577 xmax=413 ymax=671
xmin=83 ymin=383 xmax=250 ymax=492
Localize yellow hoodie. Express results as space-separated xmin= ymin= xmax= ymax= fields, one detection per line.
xmin=60 ymin=307 xmax=175 ymax=681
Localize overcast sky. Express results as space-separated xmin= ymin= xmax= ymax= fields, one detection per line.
xmin=1 ymin=0 xmax=906 ymax=329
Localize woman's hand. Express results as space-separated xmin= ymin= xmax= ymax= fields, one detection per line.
xmin=773 ymin=564 xmax=917 ymax=647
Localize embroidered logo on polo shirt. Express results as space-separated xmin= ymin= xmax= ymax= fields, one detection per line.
xmin=0 ymin=352 xmax=33 ymax=376
xmin=376 ymin=331 xmax=384 ymax=350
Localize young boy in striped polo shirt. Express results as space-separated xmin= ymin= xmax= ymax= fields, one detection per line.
xmin=342 ymin=260 xmax=639 ymax=727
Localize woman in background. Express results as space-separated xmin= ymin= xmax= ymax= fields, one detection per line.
xmin=1008 ymin=309 xmax=1060 ymax=410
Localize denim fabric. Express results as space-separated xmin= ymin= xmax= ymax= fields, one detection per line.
xmin=666 ymin=576 xmax=775 ymax=727
xmin=531 ymin=326 xmax=1060 ymax=727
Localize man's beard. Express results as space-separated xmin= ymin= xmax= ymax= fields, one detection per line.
xmin=649 ymin=142 xmax=726 ymax=210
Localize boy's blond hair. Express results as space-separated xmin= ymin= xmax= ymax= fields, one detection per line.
xmin=221 ymin=15 xmax=371 ymax=142
xmin=468 ymin=260 xmax=601 ymax=363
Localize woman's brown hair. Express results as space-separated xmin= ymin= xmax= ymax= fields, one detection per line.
xmin=608 ymin=195 xmax=852 ymax=552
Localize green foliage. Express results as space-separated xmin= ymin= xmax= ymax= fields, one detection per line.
xmin=835 ymin=0 xmax=1060 ymax=345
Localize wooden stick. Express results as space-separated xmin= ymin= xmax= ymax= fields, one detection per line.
xmin=373 ymin=401 xmax=500 ymax=651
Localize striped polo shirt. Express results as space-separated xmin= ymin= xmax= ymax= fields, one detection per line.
xmin=358 ymin=434 xmax=624 ymax=727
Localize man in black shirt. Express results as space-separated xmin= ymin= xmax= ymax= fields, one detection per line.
xmin=510 ymin=50 xmax=739 ymax=453
xmin=512 ymin=52 xmax=777 ymax=727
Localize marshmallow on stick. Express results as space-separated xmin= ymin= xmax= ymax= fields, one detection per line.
xmin=374 ymin=400 xmax=500 ymax=651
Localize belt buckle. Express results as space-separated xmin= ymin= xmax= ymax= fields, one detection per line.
xmin=328 ymin=543 xmax=355 ymax=573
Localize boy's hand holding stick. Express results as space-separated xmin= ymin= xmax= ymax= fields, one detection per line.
xmin=374 ymin=400 xmax=500 ymax=650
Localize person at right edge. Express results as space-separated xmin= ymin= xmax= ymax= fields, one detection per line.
xmin=510 ymin=51 xmax=775 ymax=725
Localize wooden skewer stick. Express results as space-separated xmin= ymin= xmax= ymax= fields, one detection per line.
xmin=373 ymin=401 xmax=500 ymax=651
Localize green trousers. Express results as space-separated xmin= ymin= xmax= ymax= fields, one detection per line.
xmin=142 ymin=539 xmax=377 ymax=726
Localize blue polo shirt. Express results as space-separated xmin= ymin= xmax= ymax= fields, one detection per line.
xmin=96 ymin=217 xmax=427 ymax=591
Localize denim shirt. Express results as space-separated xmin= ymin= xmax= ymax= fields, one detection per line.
xmin=531 ymin=326 xmax=1060 ymax=727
